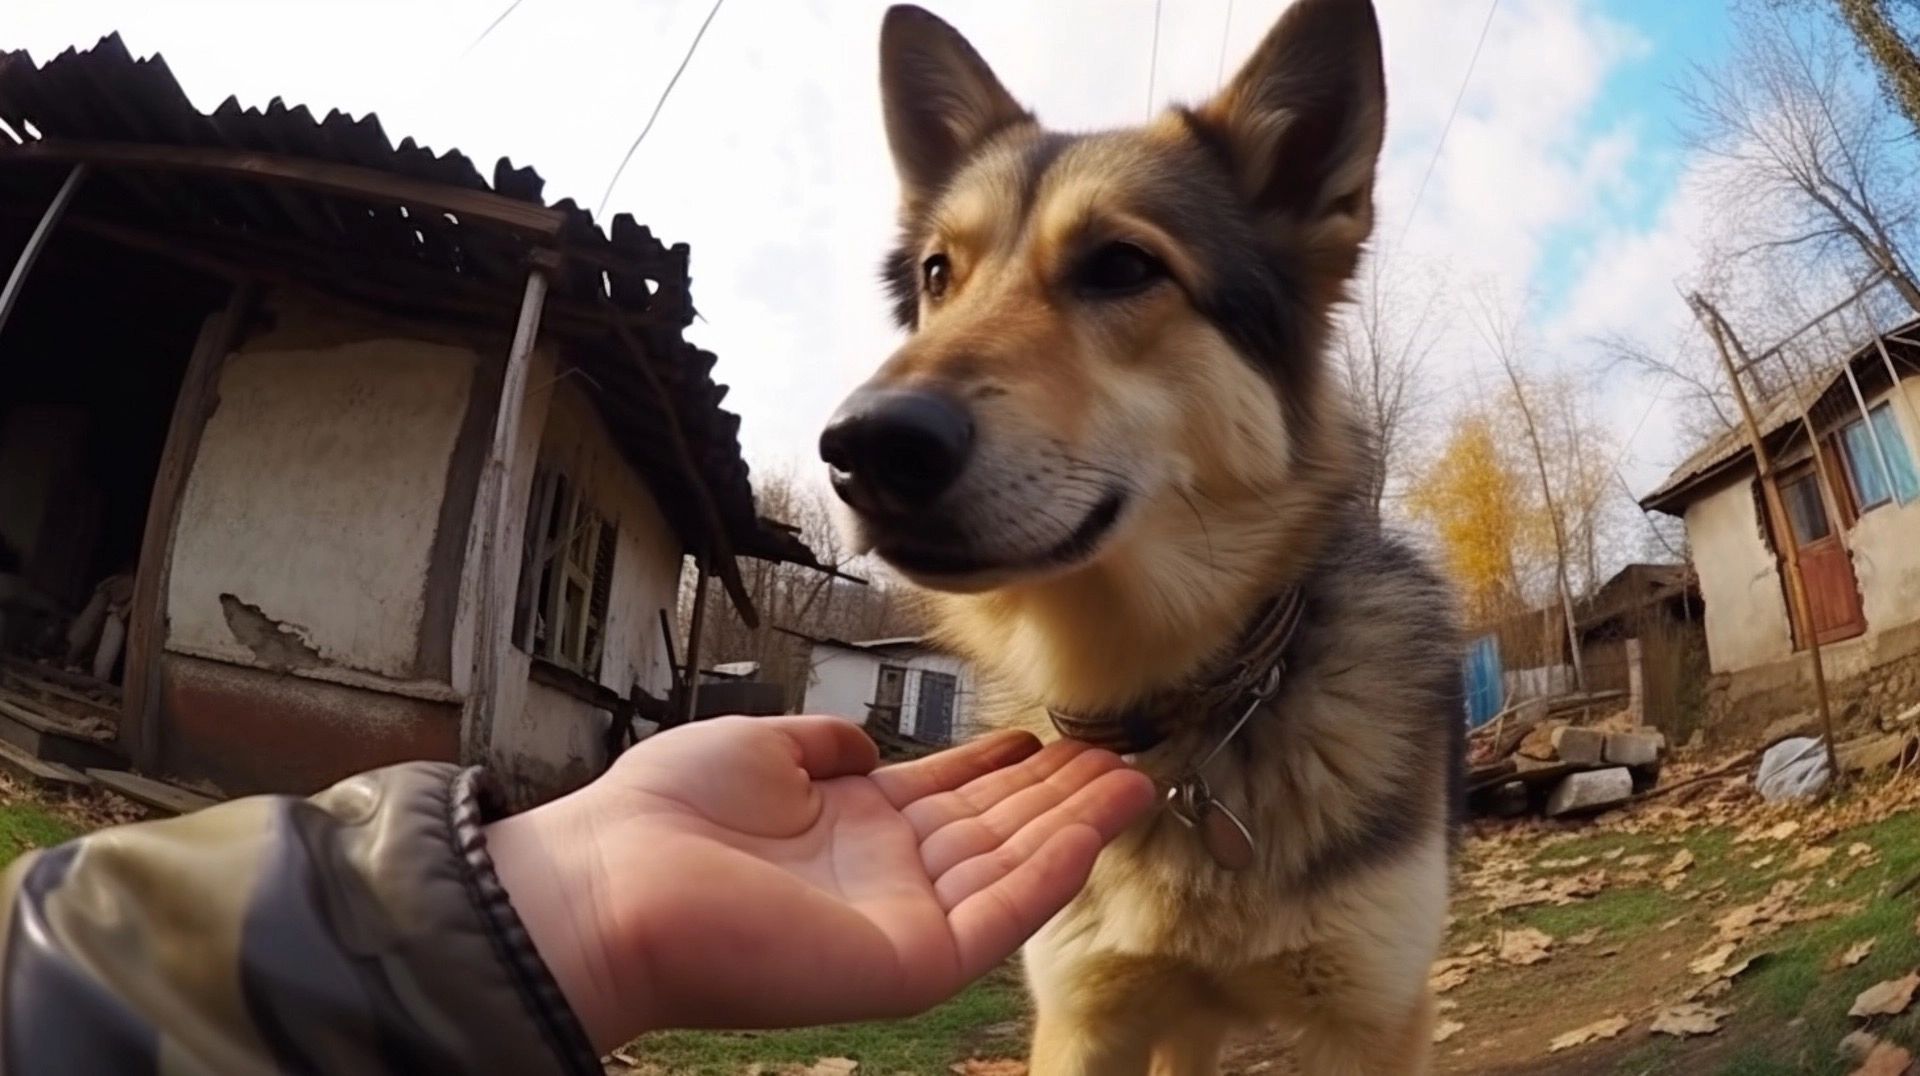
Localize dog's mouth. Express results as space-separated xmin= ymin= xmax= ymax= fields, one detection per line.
xmin=873 ymin=489 xmax=1130 ymax=586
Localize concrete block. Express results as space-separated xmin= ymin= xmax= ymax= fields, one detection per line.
xmin=1546 ymin=767 xmax=1634 ymax=817
xmin=1550 ymin=726 xmax=1607 ymax=766
xmin=1604 ymin=731 xmax=1665 ymax=767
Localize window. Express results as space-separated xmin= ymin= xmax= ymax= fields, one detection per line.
xmin=1838 ymin=402 xmax=1920 ymax=512
xmin=513 ymin=466 xmax=617 ymax=677
xmin=1780 ymin=470 xmax=1831 ymax=545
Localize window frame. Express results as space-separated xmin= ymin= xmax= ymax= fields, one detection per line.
xmin=1838 ymin=405 xmax=1896 ymax=514
xmin=513 ymin=464 xmax=618 ymax=680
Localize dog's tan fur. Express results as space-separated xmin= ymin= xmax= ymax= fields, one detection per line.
xmin=828 ymin=3 xmax=1461 ymax=1072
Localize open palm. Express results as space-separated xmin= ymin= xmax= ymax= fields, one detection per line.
xmin=494 ymin=716 xmax=1153 ymax=1048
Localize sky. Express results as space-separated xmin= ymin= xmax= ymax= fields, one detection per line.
xmin=6 ymin=0 xmax=1755 ymax=500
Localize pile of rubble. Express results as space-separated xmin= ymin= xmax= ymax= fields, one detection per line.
xmin=1467 ymin=697 xmax=1667 ymax=818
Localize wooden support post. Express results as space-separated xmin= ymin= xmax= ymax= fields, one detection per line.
xmin=680 ymin=558 xmax=711 ymax=726
xmin=1691 ymin=293 xmax=1843 ymax=788
xmin=464 ymin=258 xmax=553 ymax=765
xmin=1722 ymin=312 xmax=1854 ymax=562
xmin=0 ymin=163 xmax=86 ymax=339
xmin=123 ymin=281 xmax=256 ymax=772
xmin=1626 ymin=637 xmax=1645 ymax=728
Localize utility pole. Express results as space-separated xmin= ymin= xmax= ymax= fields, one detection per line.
xmin=1690 ymin=293 xmax=1843 ymax=788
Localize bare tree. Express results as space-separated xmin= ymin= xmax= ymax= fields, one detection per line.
xmin=1474 ymin=296 xmax=1587 ymax=691
xmin=680 ymin=468 xmax=923 ymax=711
xmin=1335 ymin=252 xmax=1445 ymax=516
xmin=1683 ymin=7 xmax=1920 ymax=313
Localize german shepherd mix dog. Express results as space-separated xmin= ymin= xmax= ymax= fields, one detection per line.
xmin=820 ymin=0 xmax=1462 ymax=1071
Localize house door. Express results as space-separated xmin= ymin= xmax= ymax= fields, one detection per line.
xmin=1779 ymin=468 xmax=1867 ymax=646
xmin=870 ymin=664 xmax=907 ymax=734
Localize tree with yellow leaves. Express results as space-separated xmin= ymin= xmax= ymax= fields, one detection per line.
xmin=1406 ymin=408 xmax=1532 ymax=626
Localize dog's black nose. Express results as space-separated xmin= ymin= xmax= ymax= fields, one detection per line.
xmin=820 ymin=388 xmax=974 ymax=513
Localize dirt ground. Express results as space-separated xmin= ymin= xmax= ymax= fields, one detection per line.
xmin=627 ymin=745 xmax=1920 ymax=1076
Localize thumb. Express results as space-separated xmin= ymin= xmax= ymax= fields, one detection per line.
xmin=766 ymin=715 xmax=882 ymax=779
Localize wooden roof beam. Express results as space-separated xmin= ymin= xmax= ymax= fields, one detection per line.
xmin=0 ymin=140 xmax=567 ymax=238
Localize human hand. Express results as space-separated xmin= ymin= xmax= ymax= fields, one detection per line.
xmin=487 ymin=716 xmax=1155 ymax=1050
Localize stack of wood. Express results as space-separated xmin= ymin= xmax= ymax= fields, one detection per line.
xmin=1467 ymin=693 xmax=1665 ymax=818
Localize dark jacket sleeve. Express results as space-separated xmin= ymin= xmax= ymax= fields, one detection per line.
xmin=0 ymin=763 xmax=601 ymax=1076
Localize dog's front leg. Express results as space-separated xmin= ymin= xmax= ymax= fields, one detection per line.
xmin=1289 ymin=986 xmax=1436 ymax=1076
xmin=1027 ymin=1003 xmax=1155 ymax=1076
xmin=1023 ymin=932 xmax=1188 ymax=1076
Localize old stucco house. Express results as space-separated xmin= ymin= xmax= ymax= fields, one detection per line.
xmin=1641 ymin=321 xmax=1920 ymax=722
xmin=0 ymin=38 xmax=816 ymax=808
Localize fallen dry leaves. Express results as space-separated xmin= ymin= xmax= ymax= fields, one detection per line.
xmin=1650 ymin=1002 xmax=1731 ymax=1038
xmin=1708 ymin=878 xmax=1864 ymax=948
xmin=1548 ymin=1016 xmax=1631 ymax=1053
xmin=1849 ymin=1041 xmax=1915 ymax=1076
xmin=1689 ymin=943 xmax=1736 ymax=977
xmin=1791 ymin=845 xmax=1837 ymax=872
xmin=1430 ymin=957 xmax=1479 ymax=994
xmin=1834 ymin=939 xmax=1878 ymax=970
xmin=1499 ymin=927 xmax=1554 ymax=967
xmin=1850 ymin=973 xmax=1920 ymax=1018
xmin=949 ymin=1062 xmax=1025 ymax=1076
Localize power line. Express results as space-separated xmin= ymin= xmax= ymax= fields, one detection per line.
xmin=1398 ymin=0 xmax=1499 ymax=246
xmin=462 ymin=0 xmax=526 ymax=59
xmin=1145 ymin=0 xmax=1164 ymax=119
xmin=598 ymin=0 xmax=728 ymax=217
xmin=1215 ymin=0 xmax=1236 ymax=87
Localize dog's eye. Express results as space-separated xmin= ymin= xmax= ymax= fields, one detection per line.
xmin=1075 ymin=242 xmax=1168 ymax=298
xmin=922 ymin=253 xmax=952 ymax=300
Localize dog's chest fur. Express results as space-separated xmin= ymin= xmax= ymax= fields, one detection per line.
xmin=978 ymin=515 xmax=1462 ymax=967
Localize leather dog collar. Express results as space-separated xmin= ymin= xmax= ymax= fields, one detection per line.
xmin=1045 ymin=586 xmax=1307 ymax=756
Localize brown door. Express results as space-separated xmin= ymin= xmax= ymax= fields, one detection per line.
xmin=1779 ymin=469 xmax=1867 ymax=645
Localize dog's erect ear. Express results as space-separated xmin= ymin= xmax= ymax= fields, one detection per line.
xmin=1195 ymin=0 xmax=1385 ymax=249
xmin=879 ymin=5 xmax=1031 ymax=206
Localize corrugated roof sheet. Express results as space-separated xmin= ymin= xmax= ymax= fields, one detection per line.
xmin=1640 ymin=319 xmax=1920 ymax=512
xmin=0 ymin=34 xmax=819 ymax=577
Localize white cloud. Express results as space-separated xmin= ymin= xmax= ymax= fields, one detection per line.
xmin=8 ymin=0 xmax=1683 ymax=492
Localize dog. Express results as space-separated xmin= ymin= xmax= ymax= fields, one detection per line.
xmin=819 ymin=1 xmax=1463 ymax=1072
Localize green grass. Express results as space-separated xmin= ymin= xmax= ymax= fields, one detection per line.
xmin=1520 ymin=886 xmax=1683 ymax=939
xmin=0 ymin=800 xmax=79 ymax=867
xmin=1606 ymin=801 xmax=1920 ymax=1075
xmin=627 ymin=968 xmax=1027 ymax=1075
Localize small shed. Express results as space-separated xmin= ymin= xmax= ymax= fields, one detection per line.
xmin=1463 ymin=564 xmax=1705 ymax=733
xmin=0 ymin=38 xmax=820 ymax=807
xmin=788 ymin=632 xmax=976 ymax=749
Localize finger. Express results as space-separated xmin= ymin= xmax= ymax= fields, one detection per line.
xmin=933 ymin=768 xmax=1154 ymax=910
xmin=945 ymin=824 xmax=1104 ymax=985
xmin=899 ymin=739 xmax=1094 ymax=839
xmin=918 ymin=746 xmax=1127 ymax=879
xmin=763 ymin=715 xmax=881 ymax=779
xmin=870 ymin=729 xmax=1042 ymax=809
